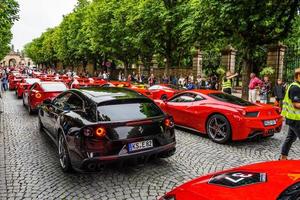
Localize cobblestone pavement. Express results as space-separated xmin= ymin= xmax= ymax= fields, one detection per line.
xmin=0 ymin=91 xmax=300 ymax=200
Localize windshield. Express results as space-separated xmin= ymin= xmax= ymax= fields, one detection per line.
xmin=25 ymin=79 xmax=40 ymax=85
xmin=97 ymin=101 xmax=164 ymax=121
xmin=41 ymin=83 xmax=67 ymax=92
xmin=208 ymin=93 xmax=254 ymax=106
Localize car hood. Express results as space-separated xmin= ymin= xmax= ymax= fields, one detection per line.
xmin=169 ymin=161 xmax=300 ymax=200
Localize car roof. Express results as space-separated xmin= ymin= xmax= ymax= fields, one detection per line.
xmin=77 ymin=87 xmax=148 ymax=103
xmin=40 ymin=81 xmax=65 ymax=85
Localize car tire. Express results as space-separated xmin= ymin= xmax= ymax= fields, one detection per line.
xmin=28 ymin=105 xmax=34 ymax=115
xmin=58 ymin=133 xmax=72 ymax=173
xmin=161 ymin=94 xmax=168 ymax=101
xmin=22 ymin=98 xmax=25 ymax=106
xmin=206 ymin=114 xmax=231 ymax=144
xmin=38 ymin=115 xmax=44 ymax=131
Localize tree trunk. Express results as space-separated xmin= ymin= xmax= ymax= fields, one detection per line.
xmin=241 ymin=49 xmax=254 ymax=99
xmin=124 ymin=62 xmax=128 ymax=78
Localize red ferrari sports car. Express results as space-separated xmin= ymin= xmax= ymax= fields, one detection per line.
xmin=9 ymin=74 xmax=27 ymax=90
xmin=16 ymin=78 xmax=41 ymax=98
xmin=110 ymin=81 xmax=153 ymax=98
xmin=155 ymin=90 xmax=283 ymax=143
xmin=149 ymin=84 xmax=184 ymax=100
xmin=160 ymin=160 xmax=300 ymax=200
xmin=69 ymin=78 xmax=95 ymax=88
xmin=23 ymin=81 xmax=68 ymax=114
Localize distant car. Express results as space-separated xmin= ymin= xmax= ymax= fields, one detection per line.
xmin=149 ymin=84 xmax=184 ymax=100
xmin=155 ymin=90 xmax=283 ymax=143
xmin=9 ymin=74 xmax=27 ymax=90
xmin=160 ymin=160 xmax=300 ymax=200
xmin=16 ymin=78 xmax=41 ymax=98
xmin=38 ymin=87 xmax=176 ymax=172
xmin=23 ymin=81 xmax=68 ymax=114
xmin=69 ymin=78 xmax=95 ymax=88
xmin=110 ymin=81 xmax=153 ymax=98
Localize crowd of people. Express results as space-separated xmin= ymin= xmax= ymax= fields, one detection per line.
xmin=0 ymin=64 xmax=292 ymax=107
xmin=248 ymin=72 xmax=287 ymax=105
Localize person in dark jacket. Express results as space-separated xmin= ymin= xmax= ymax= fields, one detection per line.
xmin=273 ymin=79 xmax=286 ymax=108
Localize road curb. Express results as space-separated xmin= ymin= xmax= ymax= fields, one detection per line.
xmin=0 ymin=97 xmax=7 ymax=199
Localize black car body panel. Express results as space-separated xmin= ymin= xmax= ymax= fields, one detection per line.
xmin=39 ymin=87 xmax=176 ymax=170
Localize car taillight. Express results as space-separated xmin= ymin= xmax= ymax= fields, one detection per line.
xmin=95 ymin=127 xmax=106 ymax=138
xmin=164 ymin=118 xmax=174 ymax=128
xmin=83 ymin=127 xmax=106 ymax=138
xmin=35 ymin=93 xmax=42 ymax=99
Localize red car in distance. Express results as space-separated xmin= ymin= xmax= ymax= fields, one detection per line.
xmin=69 ymin=78 xmax=96 ymax=89
xmin=149 ymin=84 xmax=184 ymax=100
xmin=161 ymin=160 xmax=300 ymax=200
xmin=155 ymin=90 xmax=282 ymax=143
xmin=9 ymin=74 xmax=27 ymax=90
xmin=16 ymin=78 xmax=41 ymax=98
xmin=110 ymin=81 xmax=153 ymax=99
xmin=23 ymin=81 xmax=68 ymax=114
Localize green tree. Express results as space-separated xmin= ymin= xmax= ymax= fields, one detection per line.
xmin=204 ymin=0 xmax=300 ymax=98
xmin=0 ymin=0 xmax=19 ymax=60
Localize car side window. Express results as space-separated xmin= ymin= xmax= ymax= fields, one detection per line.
xmin=170 ymin=93 xmax=196 ymax=103
xmin=53 ymin=93 xmax=72 ymax=110
xmin=29 ymin=84 xmax=36 ymax=91
xmin=194 ymin=94 xmax=205 ymax=101
xmin=65 ymin=94 xmax=84 ymax=110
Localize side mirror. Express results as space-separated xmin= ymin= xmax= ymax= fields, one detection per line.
xmin=43 ymin=99 xmax=52 ymax=105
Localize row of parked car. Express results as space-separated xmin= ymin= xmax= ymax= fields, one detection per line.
xmin=9 ymin=70 xmax=298 ymax=199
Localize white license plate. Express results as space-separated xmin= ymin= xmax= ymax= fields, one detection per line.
xmin=264 ymin=120 xmax=276 ymax=126
xmin=128 ymin=140 xmax=153 ymax=152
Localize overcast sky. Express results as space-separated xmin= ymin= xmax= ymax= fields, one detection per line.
xmin=11 ymin=0 xmax=77 ymax=51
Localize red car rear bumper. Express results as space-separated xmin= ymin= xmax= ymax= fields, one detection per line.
xmin=231 ymin=116 xmax=283 ymax=140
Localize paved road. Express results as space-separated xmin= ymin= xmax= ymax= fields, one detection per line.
xmin=0 ymin=91 xmax=299 ymax=200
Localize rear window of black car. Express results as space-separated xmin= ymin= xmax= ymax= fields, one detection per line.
xmin=208 ymin=93 xmax=254 ymax=106
xmin=41 ymin=83 xmax=67 ymax=92
xmin=97 ymin=99 xmax=164 ymax=121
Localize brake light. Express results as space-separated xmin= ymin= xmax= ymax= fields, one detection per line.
xmin=95 ymin=127 xmax=106 ymax=138
xmin=82 ymin=127 xmax=106 ymax=138
xmin=83 ymin=127 xmax=94 ymax=137
xmin=164 ymin=118 xmax=174 ymax=128
xmin=35 ymin=93 xmax=42 ymax=99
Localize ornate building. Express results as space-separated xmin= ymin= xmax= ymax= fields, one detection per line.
xmin=0 ymin=45 xmax=33 ymax=67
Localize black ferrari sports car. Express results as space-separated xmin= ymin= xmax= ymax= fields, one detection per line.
xmin=38 ymin=87 xmax=176 ymax=172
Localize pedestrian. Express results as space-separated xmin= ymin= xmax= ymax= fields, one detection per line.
xmin=118 ymin=71 xmax=122 ymax=81
xmin=148 ymin=74 xmax=155 ymax=86
xmin=279 ymin=68 xmax=300 ymax=160
xmin=248 ymin=73 xmax=262 ymax=103
xmin=1 ymin=71 xmax=8 ymax=91
xmin=210 ymin=75 xmax=218 ymax=90
xmin=259 ymin=76 xmax=271 ymax=104
xmin=102 ymin=71 xmax=108 ymax=80
xmin=222 ymin=71 xmax=238 ymax=94
xmin=178 ymin=75 xmax=185 ymax=87
xmin=274 ymin=79 xmax=286 ymax=108
xmin=187 ymin=80 xmax=196 ymax=90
